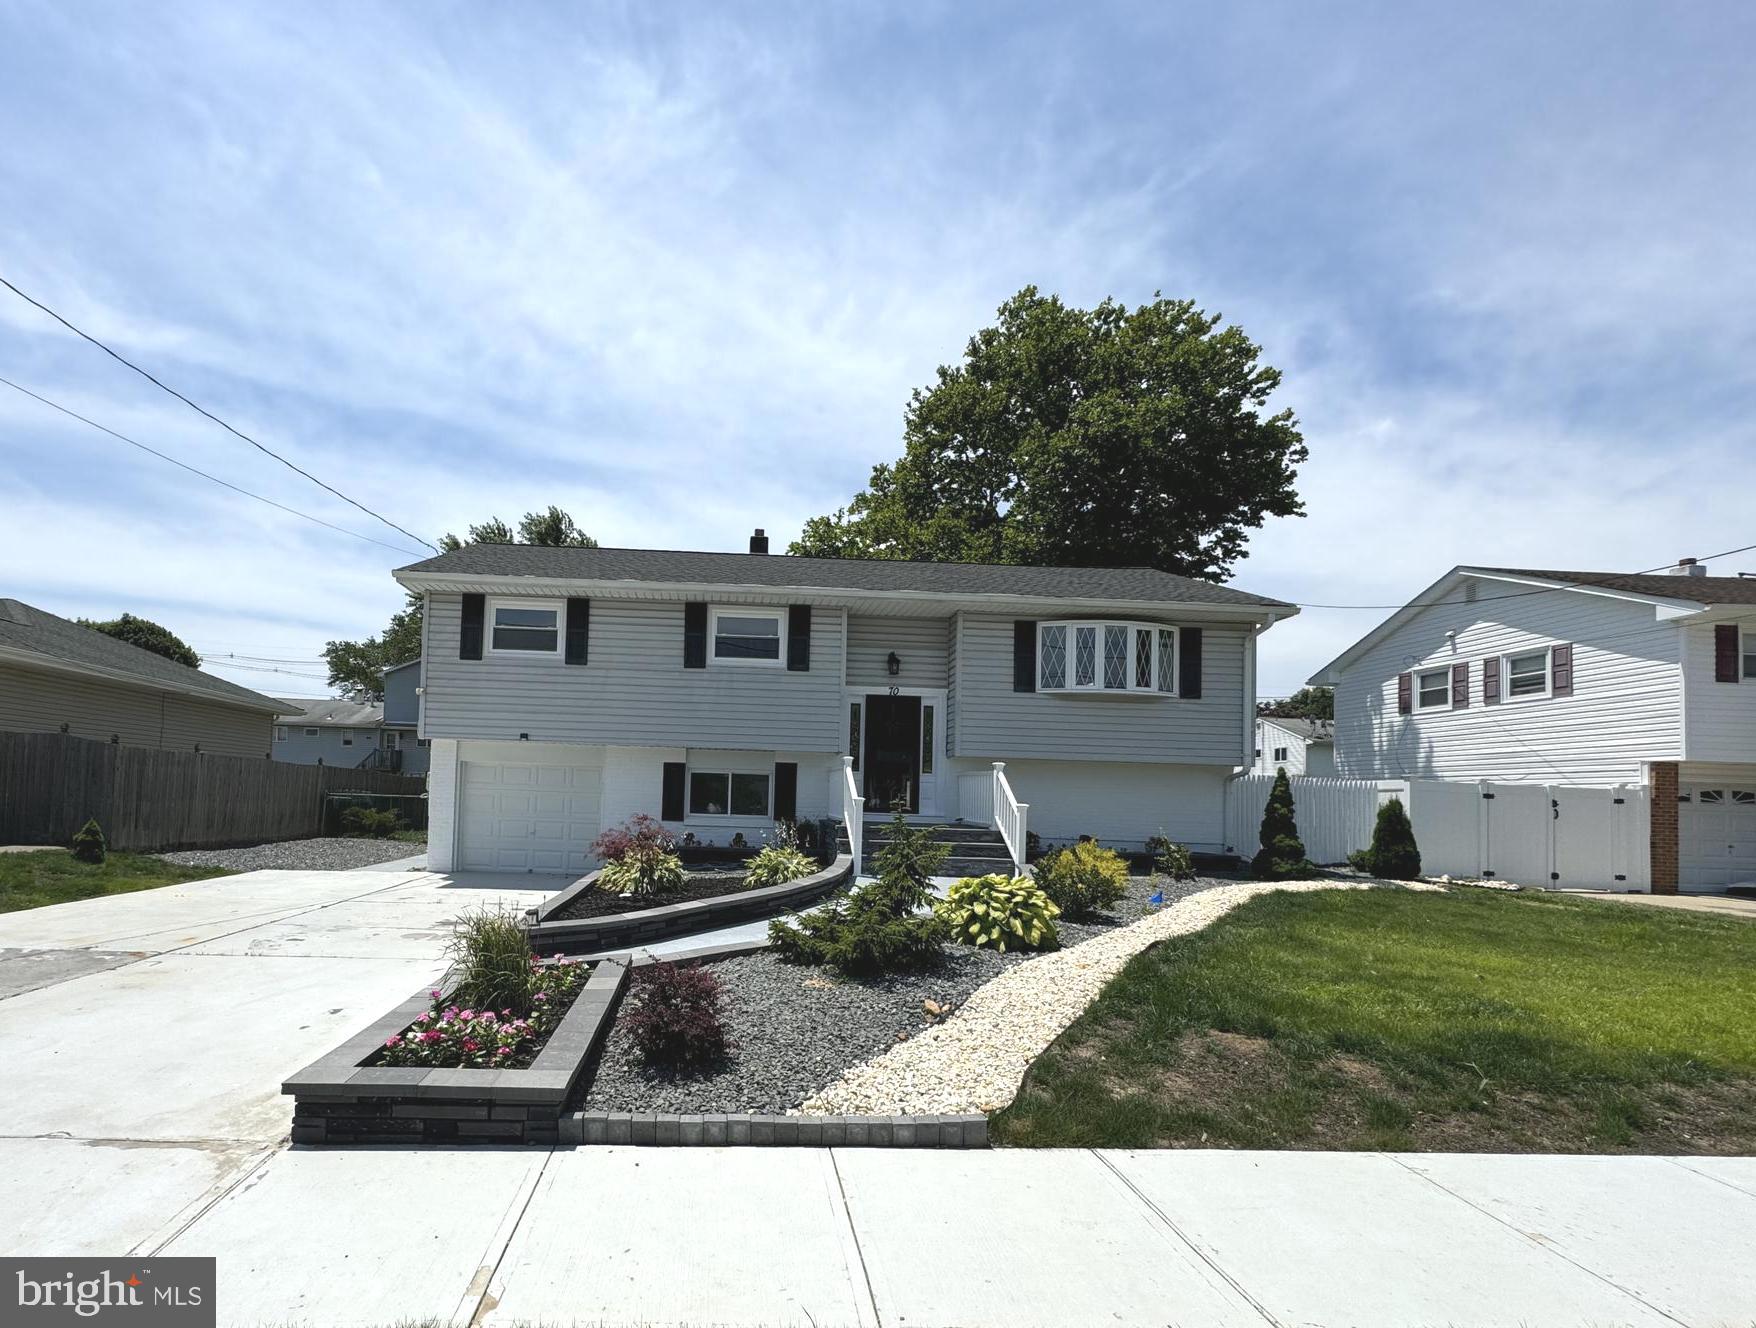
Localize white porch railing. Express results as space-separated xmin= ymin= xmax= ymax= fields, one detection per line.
xmin=839 ymin=756 xmax=866 ymax=870
xmin=992 ymin=761 xmax=1029 ymax=873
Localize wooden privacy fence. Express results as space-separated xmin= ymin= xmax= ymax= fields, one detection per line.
xmin=0 ymin=731 xmax=427 ymax=851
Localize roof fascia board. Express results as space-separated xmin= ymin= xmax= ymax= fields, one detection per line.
xmin=393 ymin=570 xmax=1296 ymax=624
xmin=0 ymin=644 xmax=283 ymax=714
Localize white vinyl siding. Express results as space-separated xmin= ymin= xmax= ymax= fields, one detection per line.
xmin=423 ymin=594 xmax=845 ymax=752
xmin=951 ymin=613 xmax=1248 ymax=765
xmin=948 ymin=756 xmax=1231 ymax=850
xmin=1331 ymin=581 xmax=1683 ymax=786
xmin=1681 ymin=615 xmax=1756 ymax=762
xmin=0 ymin=661 xmax=271 ymax=758
xmin=845 ymin=615 xmax=950 ymax=689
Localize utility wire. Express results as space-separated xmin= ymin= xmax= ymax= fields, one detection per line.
xmin=0 ymin=274 xmax=438 ymax=553
xmin=0 ymin=375 xmax=426 ymax=557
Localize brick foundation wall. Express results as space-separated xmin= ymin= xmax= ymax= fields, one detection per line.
xmin=1649 ymin=761 xmax=1679 ymax=894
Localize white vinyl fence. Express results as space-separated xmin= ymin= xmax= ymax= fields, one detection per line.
xmin=1223 ymin=774 xmax=1381 ymax=866
xmin=1398 ymin=778 xmax=1650 ymax=890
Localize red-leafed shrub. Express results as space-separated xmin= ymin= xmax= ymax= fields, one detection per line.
xmin=624 ymin=961 xmax=731 ymax=1067
xmin=591 ymin=813 xmax=675 ymax=863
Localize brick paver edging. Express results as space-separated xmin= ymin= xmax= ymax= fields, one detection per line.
xmin=526 ymin=853 xmax=855 ymax=955
xmin=281 ymin=958 xmax=629 ymax=1146
xmin=558 ymin=1110 xmax=989 ymax=1148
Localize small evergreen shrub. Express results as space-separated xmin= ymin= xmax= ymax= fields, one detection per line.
xmin=1250 ymin=767 xmax=1313 ymax=880
xmin=70 ymin=818 xmax=106 ymax=864
xmin=936 ymin=873 xmax=1060 ymax=952
xmin=1152 ymin=837 xmax=1196 ymax=881
xmin=591 ymin=813 xmax=674 ymax=862
xmin=624 ymin=961 xmax=732 ymax=1067
xmin=1034 ymin=840 xmax=1129 ymax=918
xmin=340 ymin=806 xmax=402 ymax=838
xmin=1360 ymin=797 xmax=1422 ymax=879
xmin=598 ymin=846 xmax=687 ymax=895
xmin=768 ymin=813 xmax=948 ymax=975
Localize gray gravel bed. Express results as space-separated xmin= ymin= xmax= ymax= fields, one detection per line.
xmin=581 ymin=873 xmax=1223 ymax=1114
xmin=156 ymin=837 xmax=426 ymax=872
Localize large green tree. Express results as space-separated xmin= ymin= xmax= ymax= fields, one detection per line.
xmin=792 ymin=287 xmax=1306 ymax=579
xmin=1259 ymin=685 xmax=1333 ymax=721
xmin=323 ymin=506 xmax=597 ymax=699
xmin=78 ymin=613 xmax=201 ymax=668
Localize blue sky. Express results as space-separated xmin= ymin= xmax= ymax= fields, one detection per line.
xmin=2 ymin=1 xmax=1752 ymax=699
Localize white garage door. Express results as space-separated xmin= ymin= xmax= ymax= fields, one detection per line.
xmin=458 ymin=760 xmax=601 ymax=873
xmin=1679 ymin=784 xmax=1756 ymax=890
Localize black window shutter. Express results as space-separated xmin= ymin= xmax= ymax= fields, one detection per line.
xmin=565 ymin=598 xmax=590 ymax=665
xmin=684 ymin=602 xmax=708 ymax=669
xmin=773 ymin=762 xmax=798 ymax=821
xmin=661 ymin=762 xmax=686 ymax=821
xmin=460 ymin=594 xmax=485 ymax=660
xmin=1551 ymin=643 xmax=1574 ymax=697
xmin=1397 ymin=671 xmax=1413 ymax=714
xmin=787 ymin=606 xmax=812 ymax=672
xmin=1179 ymin=627 xmax=1203 ymax=699
xmin=1482 ymin=657 xmax=1501 ymax=705
xmin=1715 ymin=624 xmax=1740 ymax=683
xmin=1451 ymin=661 xmax=1469 ymax=709
xmin=1013 ymin=621 xmax=1037 ymax=692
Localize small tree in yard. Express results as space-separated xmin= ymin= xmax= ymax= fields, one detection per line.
xmin=1250 ymin=768 xmax=1311 ymax=880
xmin=70 ymin=818 xmax=107 ymax=864
xmin=625 ymin=961 xmax=731 ymax=1067
xmin=1362 ymin=797 xmax=1422 ymax=880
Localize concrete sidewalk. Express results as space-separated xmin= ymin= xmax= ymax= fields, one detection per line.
xmin=113 ymin=1145 xmax=1756 ymax=1327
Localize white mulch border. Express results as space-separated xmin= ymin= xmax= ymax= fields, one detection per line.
xmin=798 ymin=878 xmax=1442 ymax=1117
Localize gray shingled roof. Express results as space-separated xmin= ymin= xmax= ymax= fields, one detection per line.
xmin=0 ymin=599 xmax=281 ymax=712
xmin=396 ymin=545 xmax=1294 ymax=609
xmin=1490 ymin=568 xmax=1756 ymax=607
xmin=1259 ymin=716 xmax=1334 ymax=742
xmin=273 ymin=697 xmax=384 ymax=726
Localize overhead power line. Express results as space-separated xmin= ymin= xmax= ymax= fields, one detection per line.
xmin=0 ymin=375 xmax=426 ymax=557
xmin=0 ymin=274 xmax=439 ymax=553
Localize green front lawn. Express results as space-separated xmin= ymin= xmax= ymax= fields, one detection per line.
xmin=993 ymin=887 xmax=1756 ymax=1154
xmin=0 ymin=850 xmax=230 ymax=914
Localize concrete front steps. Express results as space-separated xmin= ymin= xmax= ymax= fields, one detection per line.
xmin=849 ymin=820 xmax=1018 ymax=877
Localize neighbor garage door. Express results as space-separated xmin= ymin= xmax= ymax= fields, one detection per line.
xmin=458 ymin=759 xmax=601 ymax=873
xmin=1679 ymin=783 xmax=1756 ymax=890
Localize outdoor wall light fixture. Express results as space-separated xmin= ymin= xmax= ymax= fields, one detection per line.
xmin=887 ymin=652 xmax=902 ymax=676
xmin=519 ymin=733 xmax=529 ymax=740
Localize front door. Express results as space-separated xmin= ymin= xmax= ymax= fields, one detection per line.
xmin=863 ymin=694 xmax=922 ymax=814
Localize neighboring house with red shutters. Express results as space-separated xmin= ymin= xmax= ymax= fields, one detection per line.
xmin=1308 ymin=561 xmax=1756 ymax=892
xmin=390 ymin=531 xmax=1297 ymax=876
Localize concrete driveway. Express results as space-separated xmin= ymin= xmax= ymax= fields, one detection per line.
xmin=4 ymin=868 xmax=1756 ymax=1326
xmin=0 ymin=864 xmax=551 ymax=1258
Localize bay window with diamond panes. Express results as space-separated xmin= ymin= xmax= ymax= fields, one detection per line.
xmin=1038 ymin=621 xmax=1178 ymax=695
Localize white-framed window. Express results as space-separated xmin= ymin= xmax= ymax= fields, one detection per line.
xmin=1744 ymin=629 xmax=1756 ymax=680
xmin=1416 ymin=667 xmax=1451 ymax=710
xmin=488 ymin=598 xmax=561 ymax=654
xmin=687 ymin=769 xmax=772 ymax=817
xmin=1272 ymin=746 xmax=1289 ymax=763
xmin=1038 ymin=621 xmax=1176 ymax=695
xmin=341 ymin=728 xmax=355 ymax=746
xmin=710 ymin=606 xmax=785 ymax=665
xmin=303 ymin=726 xmax=319 ymax=738
xmin=275 ymin=726 xmax=288 ymax=741
xmin=1503 ymin=647 xmax=1552 ymax=700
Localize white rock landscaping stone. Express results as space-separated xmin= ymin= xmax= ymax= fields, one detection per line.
xmin=799 ymin=879 xmax=1440 ymax=1117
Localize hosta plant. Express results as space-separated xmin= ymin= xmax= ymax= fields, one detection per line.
xmin=599 ymin=845 xmax=687 ymax=895
xmin=380 ymin=956 xmax=588 ymax=1069
xmin=936 ymin=874 xmax=1061 ymax=953
xmin=1033 ymin=840 xmax=1129 ymax=918
xmin=745 ymin=842 xmax=817 ymax=888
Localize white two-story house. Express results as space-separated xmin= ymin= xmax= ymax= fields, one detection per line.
xmin=1309 ymin=561 xmax=1756 ymax=892
xmin=392 ymin=533 xmax=1296 ymax=874
xmin=1252 ymin=716 xmax=1335 ymax=776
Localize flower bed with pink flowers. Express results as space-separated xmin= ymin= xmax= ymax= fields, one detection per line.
xmin=377 ymin=956 xmax=590 ymax=1071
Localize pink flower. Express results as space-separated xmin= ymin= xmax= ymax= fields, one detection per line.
xmin=462 ymin=1038 xmax=479 ymax=1053
xmin=534 ymin=991 xmax=549 ymax=1003
xmin=420 ymin=1029 xmax=442 ymax=1044
xmin=384 ymin=1035 xmax=400 ymax=1047
xmin=460 ymin=1009 xmax=475 ymax=1020
xmin=481 ymin=1011 xmax=497 ymax=1023
xmin=415 ymin=1012 xmax=431 ymax=1023
xmin=495 ymin=1046 xmax=511 ymax=1057
xmin=430 ymin=988 xmax=442 ymax=1000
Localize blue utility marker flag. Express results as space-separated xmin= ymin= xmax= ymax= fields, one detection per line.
xmin=1149 ymin=890 xmax=1164 ymax=905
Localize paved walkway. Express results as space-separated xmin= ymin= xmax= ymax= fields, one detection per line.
xmin=3 ymin=870 xmax=1755 ymax=1326
xmin=1564 ymin=889 xmax=1756 ymax=920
